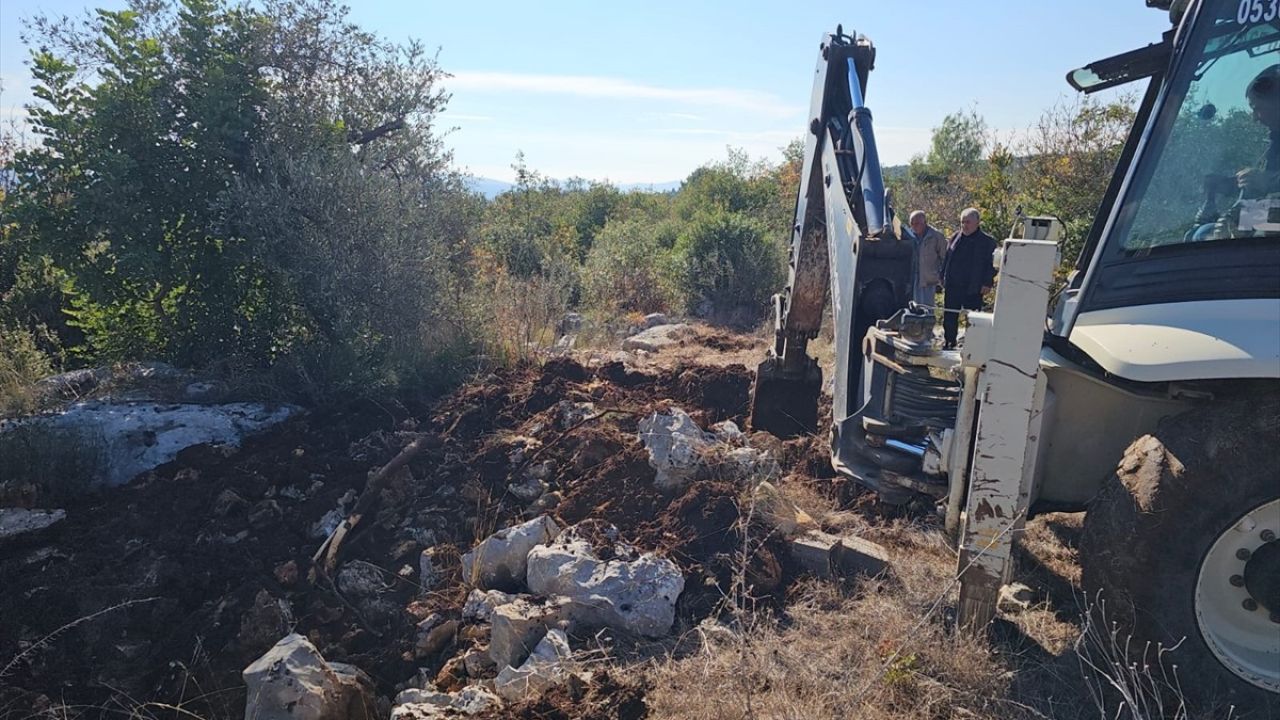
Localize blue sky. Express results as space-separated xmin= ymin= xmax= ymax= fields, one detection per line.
xmin=1 ymin=1 xmax=1172 ymax=183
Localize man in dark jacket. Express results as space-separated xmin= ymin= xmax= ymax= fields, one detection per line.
xmin=941 ymin=207 xmax=997 ymax=350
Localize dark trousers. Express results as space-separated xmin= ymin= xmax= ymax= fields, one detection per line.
xmin=943 ymin=288 xmax=983 ymax=346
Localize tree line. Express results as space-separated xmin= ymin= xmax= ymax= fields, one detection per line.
xmin=0 ymin=0 xmax=1140 ymax=413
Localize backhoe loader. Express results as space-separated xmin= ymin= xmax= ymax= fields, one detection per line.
xmin=750 ymin=2 xmax=1280 ymax=713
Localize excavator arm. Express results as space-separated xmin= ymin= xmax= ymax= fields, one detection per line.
xmin=750 ymin=27 xmax=913 ymax=438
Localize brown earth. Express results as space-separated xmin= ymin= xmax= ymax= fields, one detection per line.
xmin=0 ymin=341 xmax=837 ymax=720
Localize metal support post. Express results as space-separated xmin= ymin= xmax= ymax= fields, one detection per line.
xmin=955 ymin=239 xmax=1057 ymax=630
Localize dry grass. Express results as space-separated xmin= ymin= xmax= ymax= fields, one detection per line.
xmin=642 ymin=507 xmax=1141 ymax=720
xmin=645 ymin=554 xmax=1037 ymax=720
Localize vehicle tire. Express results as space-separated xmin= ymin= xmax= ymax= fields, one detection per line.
xmin=1080 ymin=390 xmax=1280 ymax=718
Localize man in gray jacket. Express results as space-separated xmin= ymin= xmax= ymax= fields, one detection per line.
xmin=908 ymin=210 xmax=947 ymax=307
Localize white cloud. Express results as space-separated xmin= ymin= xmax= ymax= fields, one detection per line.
xmin=446 ymin=71 xmax=802 ymax=120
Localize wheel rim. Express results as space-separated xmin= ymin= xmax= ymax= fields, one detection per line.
xmin=1195 ymin=498 xmax=1280 ymax=693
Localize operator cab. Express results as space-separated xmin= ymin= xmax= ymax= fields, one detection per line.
xmin=1058 ymin=0 xmax=1280 ymax=382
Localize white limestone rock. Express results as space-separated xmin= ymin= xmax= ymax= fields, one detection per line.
xmin=526 ymin=524 xmax=684 ymax=638
xmin=637 ymin=407 xmax=713 ymax=491
xmin=462 ymin=589 xmax=519 ymax=623
xmin=0 ymin=508 xmax=66 ymax=541
xmin=489 ymin=597 xmax=570 ymax=669
xmin=6 ymin=400 xmax=297 ymax=486
xmin=494 ymin=628 xmax=575 ymax=703
xmin=242 ymin=633 xmax=371 ymax=720
xmin=460 ymin=515 xmax=561 ymax=591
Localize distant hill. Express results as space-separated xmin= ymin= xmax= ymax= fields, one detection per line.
xmin=619 ymin=180 xmax=682 ymax=193
xmin=465 ymin=176 xmax=681 ymax=200
xmin=467 ymin=177 xmax=514 ymax=199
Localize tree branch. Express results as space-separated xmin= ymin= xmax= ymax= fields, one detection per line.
xmin=348 ymin=117 xmax=406 ymax=146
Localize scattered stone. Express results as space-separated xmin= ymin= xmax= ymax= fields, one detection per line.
xmin=638 ymin=407 xmax=713 ymax=491
xmin=248 ymin=499 xmax=283 ymax=529
xmin=788 ymin=530 xmax=890 ymax=579
xmin=528 ymin=491 xmax=562 ymax=515
xmin=0 ymin=508 xmax=65 ymax=542
xmin=462 ymin=647 xmax=497 ymax=677
xmin=242 ymin=633 xmax=373 ymax=720
xmin=462 ymin=589 xmax=518 ymax=623
xmin=999 ymin=582 xmax=1037 ymax=612
xmin=390 ymin=686 xmax=500 ymax=719
xmin=494 ymin=628 xmax=575 ymax=703
xmin=710 ymin=420 xmax=746 ymax=445
xmin=414 ymin=614 xmax=459 ymax=659
xmin=418 ymin=547 xmax=445 ymax=591
xmin=526 ymin=523 xmax=684 ymax=638
xmin=460 ymin=515 xmax=561 ymax=591
xmin=642 ymin=312 xmax=669 ymax=329
xmin=622 ymin=323 xmax=692 ymax=352
xmin=507 ymin=473 xmax=547 ymax=503
xmin=237 ymin=590 xmax=294 ymax=651
xmin=489 ymin=597 xmax=570 ymax=669
xmin=554 ymin=401 xmax=596 ymax=430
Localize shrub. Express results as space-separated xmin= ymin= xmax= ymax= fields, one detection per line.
xmin=670 ymin=210 xmax=786 ymax=319
xmin=581 ymin=217 xmax=679 ymax=315
xmin=0 ymin=325 xmax=54 ymax=417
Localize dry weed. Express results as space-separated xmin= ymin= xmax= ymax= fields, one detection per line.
xmin=645 ymin=529 xmax=1038 ymax=720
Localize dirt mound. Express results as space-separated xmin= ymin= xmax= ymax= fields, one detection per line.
xmin=0 ymin=358 xmax=808 ymax=718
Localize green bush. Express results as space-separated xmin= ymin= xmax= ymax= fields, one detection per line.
xmin=0 ymin=325 xmax=54 ymax=417
xmin=582 ymin=217 xmax=680 ymax=315
xmin=6 ymin=0 xmax=475 ymax=404
xmin=671 ymin=210 xmax=786 ymax=317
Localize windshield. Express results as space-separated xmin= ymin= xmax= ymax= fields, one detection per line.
xmin=1116 ymin=0 xmax=1280 ymax=251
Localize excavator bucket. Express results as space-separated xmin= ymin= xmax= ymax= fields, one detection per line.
xmin=749 ymin=355 xmax=823 ymax=439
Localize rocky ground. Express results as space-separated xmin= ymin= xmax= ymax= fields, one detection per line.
xmin=0 ymin=323 xmax=1098 ymax=720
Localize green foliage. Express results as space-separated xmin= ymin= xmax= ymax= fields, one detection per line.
xmin=1020 ymin=97 xmax=1138 ymax=264
xmin=582 ymin=217 xmax=680 ymax=314
xmin=4 ymin=0 xmax=473 ymax=402
xmin=671 ymin=210 xmax=785 ymax=314
xmin=910 ymin=108 xmax=988 ymax=184
xmin=476 ymin=146 xmax=792 ymax=325
xmin=895 ymin=97 xmax=1138 ymax=274
xmin=0 ymin=325 xmax=54 ymax=417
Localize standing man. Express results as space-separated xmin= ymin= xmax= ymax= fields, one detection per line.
xmin=907 ymin=210 xmax=947 ymax=307
xmin=941 ymin=207 xmax=997 ymax=350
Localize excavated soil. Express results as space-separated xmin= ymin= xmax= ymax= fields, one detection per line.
xmin=0 ymin=356 xmax=834 ymax=720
